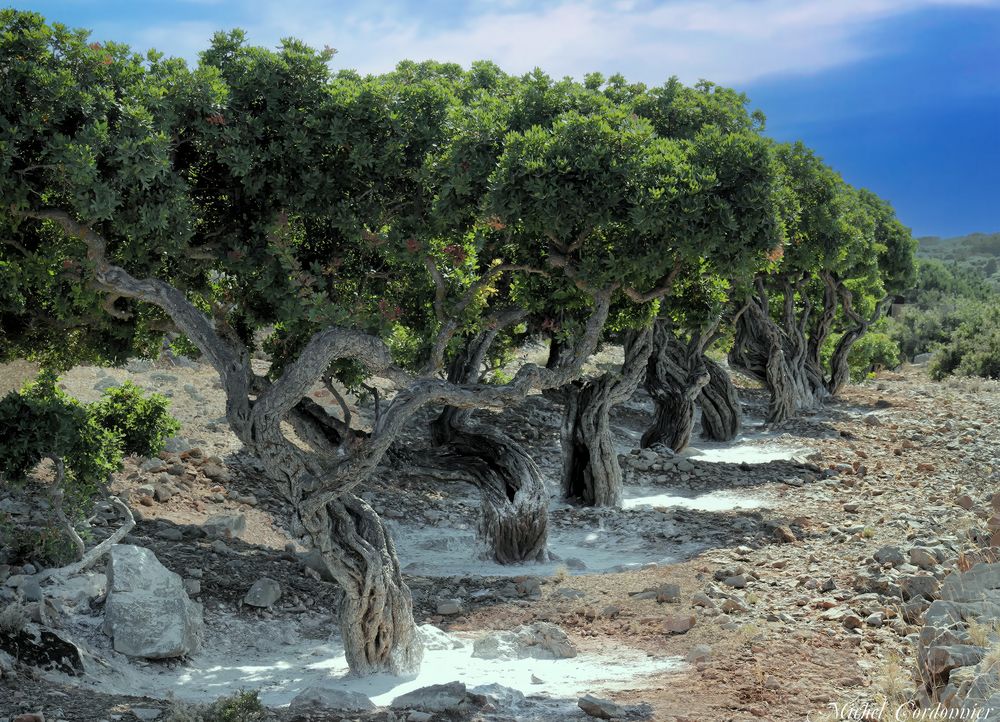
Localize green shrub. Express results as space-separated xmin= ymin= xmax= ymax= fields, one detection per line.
xmin=89 ymin=381 xmax=181 ymax=457
xmin=848 ymin=328 xmax=901 ymax=381
xmin=0 ymin=371 xmax=122 ymax=500
xmin=929 ymin=305 xmax=1000 ymax=381
xmin=0 ymin=373 xmax=180 ymax=565
xmin=165 ymin=691 xmax=268 ymax=722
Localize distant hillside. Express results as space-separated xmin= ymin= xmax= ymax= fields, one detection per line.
xmin=918 ymin=231 xmax=1000 ymax=287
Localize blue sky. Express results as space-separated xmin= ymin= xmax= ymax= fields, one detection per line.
xmin=10 ymin=0 xmax=1000 ymax=238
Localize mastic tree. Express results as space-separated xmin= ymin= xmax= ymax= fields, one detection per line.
xmin=0 ymin=13 xmax=637 ymax=675
xmin=626 ymin=79 xmax=773 ymax=452
xmin=489 ymin=97 xmax=781 ymax=507
xmin=728 ymin=143 xmax=916 ymax=423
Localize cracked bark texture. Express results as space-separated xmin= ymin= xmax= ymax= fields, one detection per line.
xmin=640 ymin=320 xmax=711 ymax=452
xmin=697 ymin=356 xmax=742 ymax=441
xmin=729 ymin=280 xmax=825 ymax=424
xmin=424 ymin=328 xmax=549 ymax=563
xmin=561 ymin=329 xmax=653 ymax=507
xmin=304 ymin=493 xmax=422 ymax=676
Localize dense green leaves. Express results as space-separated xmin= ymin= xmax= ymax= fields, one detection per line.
xmin=0 ymin=9 xmax=916 ymax=399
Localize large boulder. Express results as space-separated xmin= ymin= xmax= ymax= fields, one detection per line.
xmin=103 ymin=545 xmax=202 ymax=658
xmin=288 ymin=686 xmax=375 ymax=713
xmin=391 ymin=682 xmax=469 ymax=712
xmin=472 ymin=622 xmax=577 ymax=660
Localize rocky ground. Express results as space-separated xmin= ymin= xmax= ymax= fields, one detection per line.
xmin=1 ymin=357 xmax=999 ymax=722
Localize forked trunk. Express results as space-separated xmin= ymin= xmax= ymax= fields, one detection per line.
xmin=561 ymin=330 xmax=652 ymax=507
xmin=304 ymin=493 xmax=423 ymax=676
xmin=641 ymin=321 xmax=711 ymax=452
xmin=698 ymin=356 xmax=741 ymax=441
xmin=826 ymin=295 xmax=893 ymax=396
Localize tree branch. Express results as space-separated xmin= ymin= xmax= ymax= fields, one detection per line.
xmin=19 ymin=207 xmax=255 ymax=438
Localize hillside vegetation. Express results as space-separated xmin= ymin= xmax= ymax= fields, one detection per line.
xmin=917 ymin=231 xmax=1000 ymax=288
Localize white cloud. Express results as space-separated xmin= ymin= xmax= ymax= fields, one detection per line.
xmin=108 ymin=0 xmax=1000 ymax=84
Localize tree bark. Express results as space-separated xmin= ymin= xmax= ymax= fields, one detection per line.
xmin=432 ymin=427 xmax=549 ymax=563
xmin=729 ymin=286 xmax=823 ymax=424
xmin=304 ymin=493 xmax=423 ymax=676
xmin=640 ymin=320 xmax=711 ymax=452
xmin=562 ymin=329 xmax=653 ymax=507
xmin=826 ymin=293 xmax=892 ymax=395
xmin=25 ymin=208 xmax=616 ymax=677
xmin=428 ymin=327 xmax=549 ymax=563
xmin=698 ymin=356 xmax=742 ymax=441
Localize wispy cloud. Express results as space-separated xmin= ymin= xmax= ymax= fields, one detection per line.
xmin=90 ymin=0 xmax=1000 ymax=84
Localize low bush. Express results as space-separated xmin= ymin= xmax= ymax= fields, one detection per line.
xmin=165 ymin=690 xmax=269 ymax=722
xmin=89 ymin=381 xmax=181 ymax=457
xmin=0 ymin=372 xmax=179 ymax=565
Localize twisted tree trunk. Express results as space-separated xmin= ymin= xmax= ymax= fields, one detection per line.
xmin=640 ymin=320 xmax=711 ymax=452
xmin=428 ymin=326 xmax=549 ymax=563
xmin=28 ymin=208 xmax=615 ymax=678
xmin=561 ymin=329 xmax=653 ymax=507
xmin=729 ymin=284 xmax=823 ymax=424
xmin=304 ymin=493 xmax=422 ymax=676
xmin=826 ymin=293 xmax=893 ymax=395
xmin=433 ymin=427 xmax=548 ymax=563
xmin=698 ymin=356 xmax=741 ymax=441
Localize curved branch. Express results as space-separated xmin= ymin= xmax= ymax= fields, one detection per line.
xmin=19 ymin=207 xmax=254 ymax=437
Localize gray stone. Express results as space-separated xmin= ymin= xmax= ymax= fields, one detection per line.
xmin=201 ymin=463 xmax=232 ymax=484
xmin=18 ymin=578 xmax=42 ymax=603
xmin=874 ymin=545 xmax=906 ymax=566
xmin=288 ymin=686 xmax=376 ymax=712
xmin=47 ymin=573 xmax=106 ymax=607
xmin=909 ymin=547 xmax=939 ymax=570
xmin=691 ymin=592 xmax=716 ymax=609
xmin=470 ymin=683 xmax=525 ymax=709
xmin=203 ymin=513 xmax=246 ymax=539
xmin=130 ymin=708 xmax=162 ymax=721
xmin=941 ymin=562 xmax=1000 ymax=603
xmin=244 ymin=578 xmax=281 ymax=608
xmin=472 ymin=622 xmax=577 ymax=660
xmin=103 ymin=545 xmax=203 ymax=658
xmin=900 ymin=574 xmax=942 ymax=602
xmin=578 ymin=694 xmax=625 ymax=719
xmin=436 ymin=598 xmax=462 ymax=615
xmin=417 ymin=624 xmax=463 ymax=651
xmin=392 ymin=681 xmax=467 ymax=712
xmin=686 ymin=644 xmax=712 ymax=664
xmin=94 ymin=377 xmax=120 ymax=392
